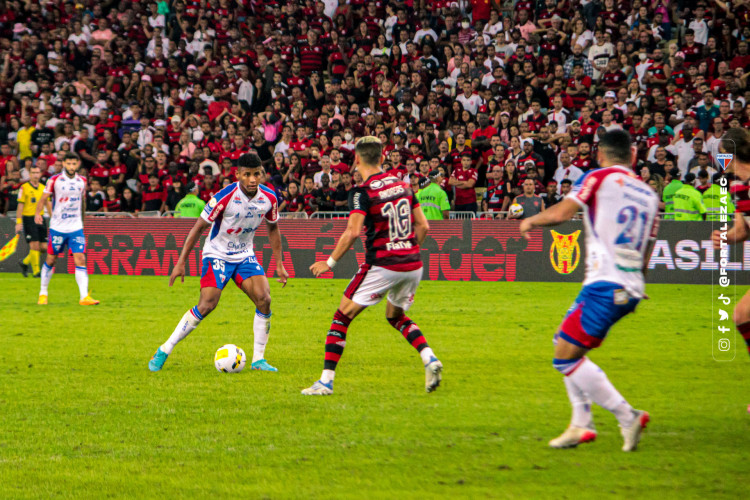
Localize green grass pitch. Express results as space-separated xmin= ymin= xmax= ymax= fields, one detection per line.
xmin=1 ymin=275 xmax=748 ymax=499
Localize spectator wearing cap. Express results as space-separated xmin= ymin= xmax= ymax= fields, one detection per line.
xmin=418 ymin=170 xmax=450 ymax=220
xmin=174 ymin=182 xmax=205 ymax=218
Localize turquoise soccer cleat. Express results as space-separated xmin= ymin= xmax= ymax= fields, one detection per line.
xmin=148 ymin=347 xmax=169 ymax=372
xmin=251 ymin=359 xmax=278 ymax=372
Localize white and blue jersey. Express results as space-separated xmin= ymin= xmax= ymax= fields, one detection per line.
xmin=45 ymin=173 xmax=86 ymax=233
xmin=567 ymin=165 xmax=659 ymax=299
xmin=200 ymin=183 xmax=279 ymax=263
xmin=45 ymin=173 xmax=87 ymax=254
xmin=556 ymin=165 xmax=659 ymax=349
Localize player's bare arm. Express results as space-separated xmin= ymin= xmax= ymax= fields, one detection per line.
xmin=15 ymin=201 xmax=24 ymax=233
xmin=81 ymin=190 xmax=86 ymax=230
xmin=267 ymin=221 xmax=288 ymax=287
xmin=712 ymin=212 xmax=748 ymax=249
xmin=310 ymin=212 xmax=365 ymax=277
xmin=412 ymin=205 xmax=429 ymax=246
xmin=34 ymin=191 xmax=50 ymax=224
xmin=519 ymin=198 xmax=579 ymax=240
xmin=170 ymin=218 xmax=210 ymax=286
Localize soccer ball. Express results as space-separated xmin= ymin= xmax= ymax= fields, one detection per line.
xmin=509 ymin=203 xmax=524 ymax=218
xmin=214 ymin=344 xmax=246 ymax=373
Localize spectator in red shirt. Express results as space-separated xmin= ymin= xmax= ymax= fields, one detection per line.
xmin=450 ymin=154 xmax=479 ymax=213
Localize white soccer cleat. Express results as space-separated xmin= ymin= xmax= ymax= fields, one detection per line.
xmin=621 ymin=410 xmax=650 ymax=452
xmin=548 ymin=426 xmax=598 ymax=449
xmin=425 ymin=357 xmax=442 ymax=393
xmin=301 ymin=380 xmax=333 ymax=396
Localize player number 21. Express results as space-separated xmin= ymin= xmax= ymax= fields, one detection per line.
xmin=615 ymin=205 xmax=649 ymax=251
xmin=381 ymin=199 xmax=412 ymax=241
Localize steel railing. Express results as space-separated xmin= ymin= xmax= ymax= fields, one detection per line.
xmin=279 ymin=211 xmax=309 ymax=219
xmin=310 ymin=211 xmax=349 ymax=219
xmin=448 ymin=211 xmax=476 ymax=220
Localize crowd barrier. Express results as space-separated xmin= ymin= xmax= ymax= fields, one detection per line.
xmin=0 ymin=218 xmax=747 ymax=284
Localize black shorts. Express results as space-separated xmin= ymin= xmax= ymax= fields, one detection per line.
xmin=22 ymin=216 xmax=47 ymax=243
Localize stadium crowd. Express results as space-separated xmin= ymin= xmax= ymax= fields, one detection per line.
xmin=0 ymin=0 xmax=747 ymax=222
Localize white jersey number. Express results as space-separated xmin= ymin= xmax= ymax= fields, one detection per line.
xmin=380 ymin=199 xmax=412 ymax=241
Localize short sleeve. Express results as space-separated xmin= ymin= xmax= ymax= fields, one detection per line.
xmin=44 ymin=175 xmax=56 ymax=195
xmin=201 ymin=194 xmax=227 ymax=223
xmin=567 ymin=170 xmax=602 ymax=207
xmin=264 ymin=191 xmax=280 ymax=224
xmin=348 ymin=187 xmax=369 ymax=216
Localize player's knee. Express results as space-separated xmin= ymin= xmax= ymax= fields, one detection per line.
xmin=198 ymin=301 xmax=218 ymax=317
xmin=255 ymin=294 xmax=271 ymax=314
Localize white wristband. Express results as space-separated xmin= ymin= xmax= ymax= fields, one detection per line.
xmin=326 ymin=257 xmax=337 ymax=269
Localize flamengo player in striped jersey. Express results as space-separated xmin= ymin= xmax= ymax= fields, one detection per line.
xmin=148 ymin=153 xmax=288 ymax=372
xmin=301 ymin=136 xmax=442 ymax=396
xmin=520 ymin=130 xmax=659 ymax=451
xmin=33 ymin=152 xmax=99 ymax=306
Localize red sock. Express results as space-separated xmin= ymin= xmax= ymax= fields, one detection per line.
xmin=324 ymin=310 xmax=351 ymax=371
xmin=388 ymin=314 xmax=429 ymax=352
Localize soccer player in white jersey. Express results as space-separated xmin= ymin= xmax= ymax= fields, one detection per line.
xmin=148 ymin=153 xmax=289 ymax=372
xmin=520 ymin=130 xmax=659 ymax=451
xmin=33 ymin=152 xmax=99 ymax=306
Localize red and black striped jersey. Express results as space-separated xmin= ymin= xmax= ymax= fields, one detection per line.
xmin=349 ymin=171 xmax=422 ymax=272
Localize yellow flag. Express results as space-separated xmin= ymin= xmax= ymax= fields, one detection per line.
xmin=0 ymin=235 xmax=19 ymax=262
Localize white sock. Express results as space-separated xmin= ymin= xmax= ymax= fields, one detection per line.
xmin=320 ymin=369 xmax=335 ymax=384
xmin=40 ymin=262 xmax=54 ymax=295
xmin=567 ymin=358 xmax=635 ymax=428
xmin=252 ymin=309 xmax=271 ymax=363
xmin=564 ymin=376 xmax=593 ymax=429
xmin=161 ymin=307 xmax=203 ymax=355
xmin=420 ymin=347 xmax=435 ymax=365
xmin=75 ymin=266 xmax=89 ymax=300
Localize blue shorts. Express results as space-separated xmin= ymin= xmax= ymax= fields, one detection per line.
xmin=200 ymin=256 xmax=265 ymax=290
xmin=557 ymin=282 xmax=640 ymax=349
xmin=49 ymin=228 xmax=86 ymax=255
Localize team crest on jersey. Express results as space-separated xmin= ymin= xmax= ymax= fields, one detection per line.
xmin=550 ymin=230 xmax=581 ymax=274
xmin=716 ymin=153 xmax=733 ymax=172
xmin=208 ymin=198 xmax=217 ymax=208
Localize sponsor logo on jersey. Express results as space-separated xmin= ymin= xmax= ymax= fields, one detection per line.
xmin=550 ymin=229 xmax=581 ymax=274
xmin=716 ymin=153 xmax=733 ymax=172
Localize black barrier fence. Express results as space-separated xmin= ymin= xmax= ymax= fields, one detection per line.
xmin=0 ymin=218 xmax=747 ymax=284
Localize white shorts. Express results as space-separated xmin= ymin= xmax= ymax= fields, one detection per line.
xmin=343 ymin=264 xmax=422 ymax=311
